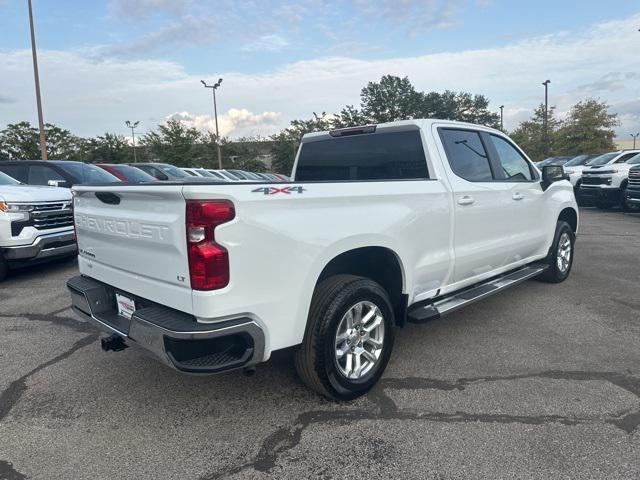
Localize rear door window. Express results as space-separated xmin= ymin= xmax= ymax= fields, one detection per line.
xmin=439 ymin=129 xmax=493 ymax=181
xmin=296 ymin=129 xmax=428 ymax=182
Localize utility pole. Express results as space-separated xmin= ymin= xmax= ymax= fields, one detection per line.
xmin=125 ymin=120 xmax=140 ymax=163
xmin=499 ymin=105 xmax=504 ymax=131
xmin=542 ymin=80 xmax=551 ymax=157
xmin=632 ymin=133 xmax=640 ymax=149
xmin=28 ymin=0 xmax=47 ymax=160
xmin=201 ymin=79 xmax=223 ymax=169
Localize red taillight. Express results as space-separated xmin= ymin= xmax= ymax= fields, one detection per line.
xmin=186 ymin=200 xmax=235 ymax=290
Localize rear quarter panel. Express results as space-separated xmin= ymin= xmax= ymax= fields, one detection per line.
xmin=183 ymin=180 xmax=451 ymax=355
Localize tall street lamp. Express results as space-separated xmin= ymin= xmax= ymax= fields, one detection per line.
xmin=125 ymin=120 xmax=140 ymax=163
xmin=28 ymin=0 xmax=47 ymax=160
xmin=499 ymin=105 xmax=504 ymax=131
xmin=632 ymin=133 xmax=640 ymax=149
xmin=201 ymin=78 xmax=223 ymax=169
xmin=542 ymin=80 xmax=551 ymax=157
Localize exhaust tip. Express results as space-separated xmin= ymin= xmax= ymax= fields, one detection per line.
xmin=101 ymin=334 xmax=128 ymax=352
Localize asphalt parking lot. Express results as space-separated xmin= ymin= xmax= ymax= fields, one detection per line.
xmin=1 ymin=208 xmax=639 ymax=479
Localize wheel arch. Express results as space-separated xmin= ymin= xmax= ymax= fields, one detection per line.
xmin=316 ymin=246 xmax=407 ymax=326
xmin=558 ymin=207 xmax=578 ymax=233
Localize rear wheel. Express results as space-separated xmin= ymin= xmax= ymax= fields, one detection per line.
xmin=295 ymin=275 xmax=395 ymax=401
xmin=538 ymin=221 xmax=575 ymax=283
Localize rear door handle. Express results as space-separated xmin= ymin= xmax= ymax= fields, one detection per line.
xmin=457 ymin=195 xmax=475 ymax=206
xmin=512 ymin=192 xmax=524 ymax=201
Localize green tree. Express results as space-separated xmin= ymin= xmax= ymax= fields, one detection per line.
xmin=270 ymin=113 xmax=331 ymax=174
xmin=0 ymin=121 xmax=86 ymax=160
xmin=553 ymin=99 xmax=619 ymax=156
xmin=0 ymin=122 xmax=40 ymax=159
xmin=44 ymin=124 xmax=83 ymax=160
xmin=140 ymin=119 xmax=206 ymax=166
xmin=510 ymin=104 xmax=560 ymax=162
xmin=359 ymin=75 xmax=424 ymax=123
xmin=84 ymin=133 xmax=134 ymax=163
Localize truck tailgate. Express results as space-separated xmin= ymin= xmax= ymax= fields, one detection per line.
xmin=73 ymin=185 xmax=193 ymax=313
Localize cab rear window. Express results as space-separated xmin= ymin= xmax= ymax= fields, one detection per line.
xmin=295 ymin=130 xmax=429 ymax=182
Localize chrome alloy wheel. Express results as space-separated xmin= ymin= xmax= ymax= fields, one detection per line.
xmin=557 ymin=232 xmax=572 ymax=274
xmin=334 ymin=301 xmax=385 ymax=380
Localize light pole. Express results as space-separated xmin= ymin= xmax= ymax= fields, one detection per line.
xmin=28 ymin=0 xmax=47 ymax=160
xmin=542 ymin=80 xmax=551 ymax=157
xmin=499 ymin=105 xmax=504 ymax=131
xmin=125 ymin=120 xmax=140 ymax=163
xmin=201 ymin=78 xmax=223 ymax=169
xmin=632 ymin=133 xmax=640 ymax=149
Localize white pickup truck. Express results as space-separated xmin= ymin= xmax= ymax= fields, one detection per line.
xmin=67 ymin=120 xmax=578 ymax=400
xmin=579 ymin=150 xmax=640 ymax=208
xmin=1 ymin=171 xmax=76 ymax=281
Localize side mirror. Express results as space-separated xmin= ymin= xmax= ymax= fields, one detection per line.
xmin=541 ymin=165 xmax=568 ymax=191
xmin=48 ymin=179 xmax=70 ymax=188
xmin=157 ymin=173 xmax=169 ymax=181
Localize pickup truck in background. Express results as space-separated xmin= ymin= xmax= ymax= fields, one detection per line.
xmin=579 ymin=150 xmax=640 ymax=208
xmin=0 ymin=171 xmax=76 ymax=281
xmin=67 ymin=119 xmax=578 ymax=400
xmin=624 ymin=164 xmax=640 ymax=211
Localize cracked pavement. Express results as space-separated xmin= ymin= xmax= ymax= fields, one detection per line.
xmin=1 ymin=208 xmax=639 ymax=479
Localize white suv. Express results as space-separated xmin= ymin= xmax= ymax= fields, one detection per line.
xmin=0 ymin=171 xmax=76 ymax=281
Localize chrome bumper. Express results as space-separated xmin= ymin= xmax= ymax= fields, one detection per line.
xmin=3 ymin=230 xmax=76 ymax=261
xmin=66 ymin=275 xmax=265 ymax=374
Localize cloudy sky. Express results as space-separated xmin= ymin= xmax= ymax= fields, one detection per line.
xmin=1 ymin=0 xmax=639 ymax=139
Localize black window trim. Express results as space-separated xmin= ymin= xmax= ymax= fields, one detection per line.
xmin=437 ymin=127 xmax=539 ymax=183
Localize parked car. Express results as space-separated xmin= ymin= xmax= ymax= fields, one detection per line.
xmin=579 ymin=150 xmax=640 ymax=208
xmin=0 ymin=160 xmax=119 ymax=187
xmin=0 ymin=171 xmax=76 ymax=281
xmin=131 ymin=163 xmax=209 ymax=182
xmin=207 ymin=169 xmax=249 ymax=182
xmin=96 ymin=164 xmax=156 ymax=182
xmin=536 ymin=156 xmax=573 ymax=168
xmin=181 ymin=167 xmax=223 ymax=179
xmin=623 ymin=164 xmax=640 ymax=211
xmin=204 ymin=170 xmax=233 ymax=182
xmin=67 ymin=119 xmax=577 ymax=400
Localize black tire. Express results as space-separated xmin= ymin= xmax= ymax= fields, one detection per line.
xmin=0 ymin=255 xmax=8 ymax=282
xmin=538 ymin=221 xmax=575 ymax=283
xmin=295 ymin=274 xmax=395 ymax=401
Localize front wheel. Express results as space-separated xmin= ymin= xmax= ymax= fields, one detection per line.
xmin=295 ymin=275 xmax=395 ymax=401
xmin=538 ymin=221 xmax=575 ymax=283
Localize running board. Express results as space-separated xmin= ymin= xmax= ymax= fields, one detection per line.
xmin=407 ymin=264 xmax=548 ymax=324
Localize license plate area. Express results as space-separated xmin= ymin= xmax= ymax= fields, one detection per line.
xmin=116 ymin=293 xmax=136 ymax=320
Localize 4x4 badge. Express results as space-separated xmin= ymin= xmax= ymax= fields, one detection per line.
xmin=252 ymin=186 xmax=306 ymax=195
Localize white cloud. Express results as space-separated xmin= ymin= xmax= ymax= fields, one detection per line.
xmin=241 ymin=35 xmax=289 ymax=53
xmin=167 ymin=109 xmax=282 ymax=137
xmin=1 ymin=13 xmax=639 ymax=139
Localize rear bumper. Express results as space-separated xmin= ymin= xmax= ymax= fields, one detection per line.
xmin=67 ymin=275 xmax=265 ymax=374
xmin=3 ymin=230 xmax=77 ymax=261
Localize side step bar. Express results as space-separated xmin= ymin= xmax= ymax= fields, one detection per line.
xmin=407 ymin=264 xmax=548 ymax=324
